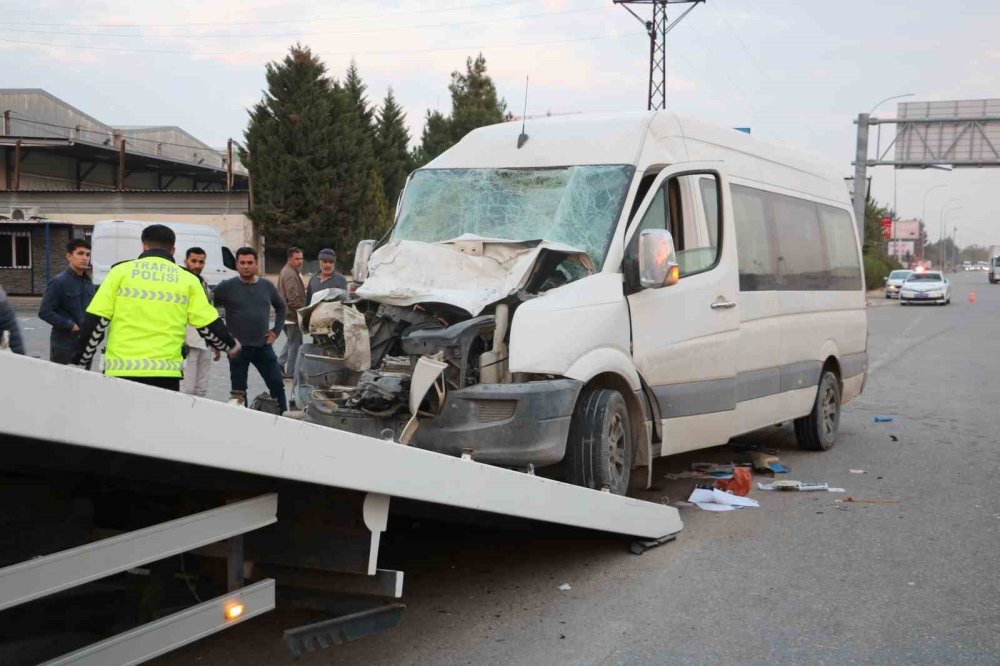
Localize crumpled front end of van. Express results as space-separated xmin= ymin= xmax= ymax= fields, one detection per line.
xmin=294 ymin=236 xmax=593 ymax=467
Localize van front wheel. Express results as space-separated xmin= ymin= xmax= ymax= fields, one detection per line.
xmin=794 ymin=370 xmax=841 ymax=451
xmin=564 ymin=388 xmax=632 ymax=494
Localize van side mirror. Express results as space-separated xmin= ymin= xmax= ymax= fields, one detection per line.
xmin=352 ymin=240 xmax=376 ymax=283
xmin=638 ymin=229 xmax=680 ymax=289
xmin=882 ymin=277 xmax=888 ymax=284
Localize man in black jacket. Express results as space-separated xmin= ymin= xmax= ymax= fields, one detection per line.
xmin=39 ymin=238 xmax=96 ymax=364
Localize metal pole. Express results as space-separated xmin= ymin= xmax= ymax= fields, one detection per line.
xmin=226 ymin=138 xmax=234 ymax=192
xmin=921 ymin=184 xmax=947 ymax=260
xmin=852 ymin=113 xmax=870 ymax=244
xmin=646 ymin=20 xmax=655 ymax=110
xmin=44 ymin=222 xmax=50 ymax=288
xmin=13 ymin=139 xmax=21 ymax=191
xmin=3 ymin=111 xmax=9 ymax=136
xmin=118 ymin=138 xmax=126 ymax=191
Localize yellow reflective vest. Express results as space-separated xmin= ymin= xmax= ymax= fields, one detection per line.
xmin=86 ymin=252 xmax=220 ymax=378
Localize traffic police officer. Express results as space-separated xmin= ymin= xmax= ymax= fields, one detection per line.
xmin=74 ymin=224 xmax=240 ymax=391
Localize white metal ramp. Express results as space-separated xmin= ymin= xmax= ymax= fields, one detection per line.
xmin=0 ymin=353 xmax=681 ymax=538
xmin=0 ymin=352 xmax=682 ymax=663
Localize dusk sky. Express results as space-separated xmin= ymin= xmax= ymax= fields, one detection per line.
xmin=5 ymin=0 xmax=999 ymax=245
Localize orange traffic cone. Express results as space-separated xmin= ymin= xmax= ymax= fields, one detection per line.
xmin=969 ymin=291 xmax=976 ymax=303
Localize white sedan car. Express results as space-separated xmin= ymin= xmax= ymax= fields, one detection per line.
xmin=899 ymin=271 xmax=951 ymax=305
xmin=884 ymin=269 xmax=913 ymax=299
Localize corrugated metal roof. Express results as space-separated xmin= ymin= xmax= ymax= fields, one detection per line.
xmin=3 ymin=188 xmax=246 ymax=194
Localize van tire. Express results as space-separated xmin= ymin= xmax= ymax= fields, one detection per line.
xmin=794 ymin=370 xmax=841 ymax=451
xmin=564 ymin=388 xmax=632 ymax=494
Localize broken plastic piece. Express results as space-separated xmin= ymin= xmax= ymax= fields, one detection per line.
xmin=558 ymin=583 xmax=572 ymax=591
xmin=713 ymin=467 xmax=752 ymax=496
xmin=757 ymin=481 xmax=829 ymax=492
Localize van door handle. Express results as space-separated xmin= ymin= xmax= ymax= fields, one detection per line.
xmin=711 ymin=299 xmax=736 ymax=310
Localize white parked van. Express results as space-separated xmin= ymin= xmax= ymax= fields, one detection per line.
xmin=297 ymin=112 xmax=868 ymax=494
xmin=91 ymin=219 xmax=238 ymax=287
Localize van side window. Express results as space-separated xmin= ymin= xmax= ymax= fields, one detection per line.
xmin=633 ymin=172 xmax=722 ymax=278
xmin=731 ymin=185 xmax=776 ymax=291
xmin=769 ymin=193 xmax=828 ymax=290
xmin=731 ymin=183 xmax=862 ymax=292
xmin=222 ymin=247 xmax=236 ymax=270
xmin=818 ymin=205 xmax=863 ymax=290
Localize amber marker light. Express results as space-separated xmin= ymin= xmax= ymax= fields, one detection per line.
xmin=225 ymin=602 xmax=245 ymax=620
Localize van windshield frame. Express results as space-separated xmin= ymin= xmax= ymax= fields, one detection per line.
xmin=393 ymin=165 xmax=635 ymax=268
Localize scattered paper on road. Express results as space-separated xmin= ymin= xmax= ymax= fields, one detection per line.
xmin=689 ymin=488 xmax=759 ymax=512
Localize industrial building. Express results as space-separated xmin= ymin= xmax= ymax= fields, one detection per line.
xmin=0 ymin=89 xmax=251 ymax=294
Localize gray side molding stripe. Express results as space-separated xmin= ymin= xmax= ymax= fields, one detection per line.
xmin=653 ymin=378 xmax=737 ymax=418
xmin=652 ymin=355 xmax=867 ymax=419
xmin=840 ymin=352 xmax=868 ymax=379
xmin=780 ymin=361 xmax=823 ymax=393
xmin=736 ymin=367 xmax=780 ymax=403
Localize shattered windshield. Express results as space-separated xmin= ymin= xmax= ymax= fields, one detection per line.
xmin=393 ymin=165 xmax=635 ymax=267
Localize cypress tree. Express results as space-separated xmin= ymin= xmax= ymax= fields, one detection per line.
xmin=374 ymin=88 xmax=412 ymax=207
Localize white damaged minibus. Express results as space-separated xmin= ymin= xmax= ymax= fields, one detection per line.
xmin=297 ymin=111 xmax=868 ymax=493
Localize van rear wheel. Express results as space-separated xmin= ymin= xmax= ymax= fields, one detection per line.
xmin=564 ymin=388 xmax=632 ymax=494
xmin=794 ymin=370 xmax=841 ymax=451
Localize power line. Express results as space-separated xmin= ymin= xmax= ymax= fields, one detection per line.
xmin=0 ymin=0 xmax=536 ymax=28
xmin=0 ymin=31 xmax=638 ymax=58
xmin=0 ymin=5 xmax=608 ymax=40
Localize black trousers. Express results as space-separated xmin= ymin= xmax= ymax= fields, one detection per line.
xmin=121 ymin=376 xmax=180 ymax=391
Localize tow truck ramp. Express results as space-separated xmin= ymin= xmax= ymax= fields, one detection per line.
xmin=0 ymin=353 xmax=682 ymax=664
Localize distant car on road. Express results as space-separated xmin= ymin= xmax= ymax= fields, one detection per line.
xmin=884 ymin=269 xmax=913 ymax=299
xmin=900 ymin=271 xmax=951 ymax=305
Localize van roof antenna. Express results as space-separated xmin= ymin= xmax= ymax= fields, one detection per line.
xmin=517 ymin=76 xmax=529 ymax=149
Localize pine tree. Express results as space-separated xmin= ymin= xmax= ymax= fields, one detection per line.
xmin=413 ymin=110 xmax=453 ymax=167
xmin=449 ymin=54 xmax=507 ymax=141
xmin=325 ymin=79 xmax=391 ymax=262
xmin=242 ymin=45 xmax=339 ymax=254
xmin=414 ymin=53 xmax=507 ymax=166
xmin=374 ymin=88 xmax=412 ymax=207
xmin=243 ymin=46 xmax=390 ymax=263
xmin=344 ymin=59 xmax=376 ymax=146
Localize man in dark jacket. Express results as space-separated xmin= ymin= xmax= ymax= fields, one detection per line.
xmin=39 ymin=238 xmax=96 ymax=364
xmin=0 ymin=286 xmax=24 ymax=354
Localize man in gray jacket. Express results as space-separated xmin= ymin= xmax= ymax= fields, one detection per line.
xmin=276 ymin=247 xmax=305 ymax=380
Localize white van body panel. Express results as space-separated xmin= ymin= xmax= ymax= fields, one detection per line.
xmin=91 ymin=219 xmax=237 ymax=287
xmin=509 ymin=273 xmax=636 ymax=389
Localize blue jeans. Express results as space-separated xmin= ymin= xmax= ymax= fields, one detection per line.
xmin=229 ymin=344 xmax=287 ymax=412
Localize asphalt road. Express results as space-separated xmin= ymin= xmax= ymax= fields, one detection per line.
xmin=137 ymin=271 xmax=998 ymax=664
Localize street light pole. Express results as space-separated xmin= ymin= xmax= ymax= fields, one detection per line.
xmin=852 ymin=94 xmax=916 ymax=248
xmin=939 ymin=199 xmax=961 ymax=269
xmin=920 ymin=184 xmax=947 ymax=260
xmin=941 ymin=206 xmax=963 ymax=269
